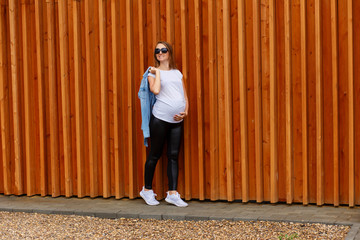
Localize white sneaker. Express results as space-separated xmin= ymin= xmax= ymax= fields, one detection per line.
xmin=140 ymin=187 xmax=160 ymax=206
xmin=165 ymin=192 xmax=188 ymax=207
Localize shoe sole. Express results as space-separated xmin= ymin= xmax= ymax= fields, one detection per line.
xmin=165 ymin=198 xmax=188 ymax=207
xmin=140 ymin=192 xmax=160 ymax=206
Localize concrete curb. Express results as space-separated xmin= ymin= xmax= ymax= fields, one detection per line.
xmin=0 ymin=195 xmax=358 ymax=239
xmin=346 ymin=224 xmax=360 ymax=240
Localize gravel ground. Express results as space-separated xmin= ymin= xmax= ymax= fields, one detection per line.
xmin=0 ymin=211 xmax=350 ymax=239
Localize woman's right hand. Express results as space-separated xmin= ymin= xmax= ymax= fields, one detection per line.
xmin=150 ymin=67 xmax=159 ymax=74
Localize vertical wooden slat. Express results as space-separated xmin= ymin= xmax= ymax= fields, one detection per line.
xmin=208 ymin=0 xmax=219 ymax=201
xmin=223 ymin=0 xmax=234 ymax=201
xmin=58 ymin=0 xmax=73 ymax=197
xmin=150 ymin=0 xmax=163 ymax=197
xmin=253 ymin=0 xmax=263 ymax=203
xmin=9 ymin=0 xmax=23 ymax=195
xmin=238 ymin=0 xmax=248 ymax=203
xmin=315 ymin=0 xmax=324 ymax=206
xmin=284 ymin=0 xmax=293 ymax=204
xmin=21 ymin=0 xmax=35 ymax=196
xmin=99 ymin=0 xmax=110 ymax=198
xmin=0 ymin=0 xmax=11 ymax=195
xmin=166 ymin=0 xmax=174 ymax=45
xmin=331 ymin=0 xmax=339 ymax=207
xmin=269 ymin=0 xmax=278 ymax=203
xmin=126 ymin=0 xmax=136 ymax=199
xmin=112 ymin=0 xmax=124 ymax=199
xmin=85 ymin=0 xmax=98 ymax=198
xmin=300 ymin=0 xmax=308 ymax=206
xmin=194 ymin=0 xmax=204 ymax=201
xmin=137 ymin=0 xmax=146 ymax=191
xmin=348 ymin=0 xmax=354 ymax=208
xmin=46 ymin=0 xmax=60 ymax=197
xmin=180 ymin=0 xmax=191 ymax=200
xmin=152 ymin=0 xmax=160 ymax=46
xmin=73 ymin=0 xmax=85 ymax=198
xmin=34 ymin=0 xmax=46 ymax=197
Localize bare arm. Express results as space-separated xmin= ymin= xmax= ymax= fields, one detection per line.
xmin=182 ymin=78 xmax=189 ymax=115
xmin=148 ymin=67 xmax=160 ymax=95
xmin=173 ymin=77 xmax=189 ymax=121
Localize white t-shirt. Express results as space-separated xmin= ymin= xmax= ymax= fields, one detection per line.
xmin=148 ymin=69 xmax=185 ymax=123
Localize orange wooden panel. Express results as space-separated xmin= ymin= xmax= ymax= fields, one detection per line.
xmin=331 ymin=0 xmax=339 ymax=207
xmin=315 ymin=0 xmax=324 ymax=206
xmin=284 ymin=0 xmax=293 ymax=204
xmin=126 ymin=0 xmax=136 ymax=199
xmin=73 ymin=0 xmax=85 ymax=198
xmin=0 ymin=1 xmax=11 ymax=195
xmin=9 ymin=0 xmax=23 ymax=195
xmin=253 ymin=0 xmax=263 ymax=203
xmin=98 ymin=0 xmax=110 ymax=198
xmin=291 ymin=0 xmax=303 ymax=204
xmin=136 ymin=0 xmax=147 ymax=194
xmin=321 ymin=0 xmax=334 ymax=205
xmin=0 ymin=0 xmax=359 ymax=206
xmin=180 ymin=0 xmax=191 ymax=200
xmin=166 ymin=0 xmax=174 ymax=45
xmin=21 ymin=0 xmax=35 ymax=196
xmin=47 ymin=0 xmax=61 ymax=197
xmin=353 ymin=0 xmax=360 ymax=206
xmin=194 ymin=0 xmax=205 ymax=201
xmin=58 ymin=0 xmax=73 ymax=197
xmin=84 ymin=0 xmax=99 ymax=198
xmin=208 ymin=0 xmax=219 ymax=201
xmin=34 ymin=0 xmax=47 ymax=197
xmin=269 ymin=0 xmax=278 ymax=203
xmin=347 ymin=0 xmax=355 ymax=207
xmin=111 ymin=0 xmax=124 ymax=199
xmin=223 ymin=0 xmax=234 ymax=201
xmin=261 ymin=0 xmax=271 ymax=202
xmin=238 ymin=0 xmax=249 ymax=203
xmin=300 ymin=0 xmax=309 ymax=206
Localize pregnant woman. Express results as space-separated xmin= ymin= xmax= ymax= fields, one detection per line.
xmin=140 ymin=41 xmax=189 ymax=207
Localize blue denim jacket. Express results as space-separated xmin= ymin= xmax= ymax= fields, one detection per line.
xmin=138 ymin=67 xmax=156 ymax=147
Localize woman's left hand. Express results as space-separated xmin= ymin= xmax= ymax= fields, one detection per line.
xmin=174 ymin=112 xmax=187 ymax=121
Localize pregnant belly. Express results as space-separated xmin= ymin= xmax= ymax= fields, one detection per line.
xmin=153 ymin=100 xmax=186 ymax=119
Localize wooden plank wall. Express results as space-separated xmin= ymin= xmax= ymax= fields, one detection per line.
xmin=0 ymin=0 xmax=359 ymax=206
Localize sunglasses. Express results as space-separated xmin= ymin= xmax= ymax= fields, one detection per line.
xmin=154 ymin=48 xmax=168 ymax=54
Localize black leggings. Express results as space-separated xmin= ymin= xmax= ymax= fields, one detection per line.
xmin=144 ymin=115 xmax=182 ymax=191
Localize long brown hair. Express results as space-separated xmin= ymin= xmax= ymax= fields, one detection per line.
xmin=154 ymin=41 xmax=177 ymax=69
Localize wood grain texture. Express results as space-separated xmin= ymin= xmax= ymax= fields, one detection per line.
xmin=253 ymin=0 xmax=263 ymax=203
xmin=0 ymin=1 xmax=11 ymax=195
xmin=223 ymin=0 xmax=234 ymax=201
xmin=315 ymin=0 xmax=324 ymax=206
xmin=347 ymin=0 xmax=354 ymax=207
xmin=300 ymin=0 xmax=309 ymax=206
xmin=126 ymin=0 xmax=136 ymax=199
xmin=21 ymin=0 xmax=35 ymax=196
xmin=9 ymin=0 xmax=23 ymax=195
xmin=194 ymin=0 xmax=205 ymax=201
xmin=238 ymin=0 xmax=249 ymax=203
xmin=58 ymin=0 xmax=73 ymax=197
xmin=73 ymin=0 xmax=85 ymax=198
xmin=98 ymin=0 xmax=110 ymax=198
xmin=0 ymin=0 xmax=358 ymax=206
xmin=331 ymin=0 xmax=339 ymax=207
xmin=85 ymin=0 xmax=98 ymax=198
xmin=111 ymin=0 xmax=124 ymax=199
xmin=284 ymin=0 xmax=293 ymax=204
xmin=269 ymin=0 xmax=278 ymax=203
xmin=208 ymin=0 xmax=219 ymax=201
xmin=180 ymin=0 xmax=191 ymax=200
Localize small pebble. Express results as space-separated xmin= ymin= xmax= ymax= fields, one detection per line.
xmin=0 ymin=211 xmax=350 ymax=239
